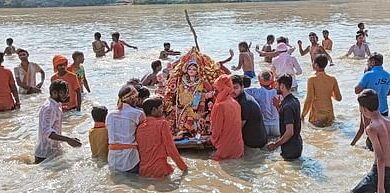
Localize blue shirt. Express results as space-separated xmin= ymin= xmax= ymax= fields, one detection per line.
xmin=358 ymin=65 xmax=390 ymax=113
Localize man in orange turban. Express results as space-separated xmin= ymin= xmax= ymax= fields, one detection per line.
xmin=51 ymin=55 xmax=81 ymax=111
xmin=210 ymin=74 xmax=244 ymax=161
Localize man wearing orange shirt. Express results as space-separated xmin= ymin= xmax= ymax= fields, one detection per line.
xmin=136 ymin=97 xmax=187 ymax=178
xmin=0 ymin=52 xmax=20 ymax=111
xmin=51 ymin=55 xmax=81 ymax=111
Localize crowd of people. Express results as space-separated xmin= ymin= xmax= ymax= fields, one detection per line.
xmin=0 ymin=22 xmax=389 ymax=192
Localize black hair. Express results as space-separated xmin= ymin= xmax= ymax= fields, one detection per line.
xmin=276 ymin=36 xmax=287 ymax=44
xmin=72 ymin=51 xmax=84 ymax=60
xmin=94 ymin=32 xmax=101 ymax=39
xmin=356 ymin=32 xmax=364 ymax=40
xmin=6 ymin=38 xmax=13 ymax=45
xmin=91 ymin=106 xmax=108 ymax=122
xmin=151 ymin=60 xmax=162 ymax=72
xmin=163 ymin=42 xmax=170 ymax=47
xmin=142 ymin=97 xmax=163 ymax=116
xmin=231 ymin=74 xmax=243 ymax=87
xmin=358 ymin=22 xmax=364 ymax=28
xmin=322 ymin=30 xmax=329 ymax=34
xmin=369 ymin=52 xmax=383 ymax=66
xmin=50 ymin=80 xmax=69 ymax=95
xmin=242 ymin=75 xmax=251 ymax=88
xmin=357 ymin=89 xmax=379 ymax=112
xmin=238 ymin=41 xmax=249 ymax=51
xmin=112 ymin=32 xmax=120 ymax=39
xmin=118 ymin=84 xmax=135 ymax=98
xmin=267 ymin=35 xmax=275 ymax=42
xmin=0 ymin=52 xmax=4 ymax=64
xmin=127 ymin=78 xmax=141 ymax=86
xmin=16 ymin=48 xmax=28 ymax=55
xmin=314 ymin=54 xmax=328 ymax=69
xmin=277 ymin=74 xmax=292 ymax=90
xmin=136 ymin=86 xmax=150 ymax=99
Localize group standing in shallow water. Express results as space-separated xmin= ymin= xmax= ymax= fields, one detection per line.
xmin=0 ymin=22 xmax=389 ymax=192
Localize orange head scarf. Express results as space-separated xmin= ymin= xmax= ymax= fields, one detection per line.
xmin=213 ymin=74 xmax=233 ymax=103
xmin=53 ymin=55 xmax=68 ymax=72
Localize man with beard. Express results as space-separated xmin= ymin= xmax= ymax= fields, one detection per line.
xmin=231 ymin=75 xmax=267 ymax=148
xmin=34 ymin=80 xmax=82 ymax=164
xmin=267 ymin=75 xmax=303 ymax=160
xmin=14 ymin=49 xmax=45 ymax=94
xmin=298 ymin=32 xmax=334 ymax=66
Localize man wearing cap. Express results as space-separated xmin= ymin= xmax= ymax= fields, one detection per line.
xmin=298 ymin=32 xmax=334 ymax=66
xmin=271 ymin=43 xmax=302 ymax=92
xmin=14 ymin=49 xmax=45 ymax=94
xmin=301 ymin=54 xmax=342 ymax=127
xmin=246 ymin=71 xmax=280 ymax=137
xmin=106 ymin=85 xmax=145 ymax=173
xmin=51 ymin=55 xmax=81 ymax=111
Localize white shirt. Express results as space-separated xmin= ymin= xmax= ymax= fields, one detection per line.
xmin=271 ymin=52 xmax=302 ymax=88
xmin=106 ymin=103 xmax=145 ymax=172
xmin=14 ymin=62 xmax=42 ymax=94
xmin=347 ymin=43 xmax=371 ymax=58
xmin=35 ymin=98 xmax=63 ymax=158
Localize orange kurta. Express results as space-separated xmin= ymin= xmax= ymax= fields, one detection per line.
xmin=211 ymin=75 xmax=244 ymax=161
xmin=302 ymin=71 xmax=342 ymax=127
xmin=136 ymin=117 xmax=187 ymax=178
xmin=0 ymin=66 xmax=16 ymax=111
xmin=51 ymin=71 xmax=80 ymax=110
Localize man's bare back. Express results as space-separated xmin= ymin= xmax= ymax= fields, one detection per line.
xmin=367 ymin=117 xmax=390 ymax=167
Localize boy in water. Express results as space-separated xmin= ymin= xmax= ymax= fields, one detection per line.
xmin=322 ymin=30 xmax=333 ymax=51
xmin=357 ymin=22 xmax=368 ymax=42
xmin=34 ymin=80 xmax=82 ymax=164
xmin=4 ymin=38 xmax=16 ymax=56
xmin=92 ymin=32 xmax=110 ymax=57
xmin=262 ymin=35 xmax=275 ymax=63
xmin=352 ymin=89 xmax=390 ymax=193
xmin=159 ymin=42 xmax=181 ymax=60
xmin=141 ymin=60 xmax=162 ymax=86
xmin=89 ymin=106 xmax=109 ymax=161
xmin=232 ymin=41 xmax=255 ymax=78
xmin=111 ymin=32 xmax=137 ymax=59
xmin=68 ymin=51 xmax=91 ymax=93
xmin=136 ymin=97 xmax=187 ymax=178
xmin=298 ymin=32 xmax=334 ymax=66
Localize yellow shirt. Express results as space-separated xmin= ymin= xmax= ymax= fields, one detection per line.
xmin=89 ymin=122 xmax=108 ymax=161
xmin=302 ymin=72 xmax=342 ymax=127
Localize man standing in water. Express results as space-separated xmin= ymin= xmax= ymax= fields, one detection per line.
xmin=111 ymin=32 xmax=137 ymax=59
xmin=351 ymin=53 xmax=390 ymax=149
xmin=34 ymin=80 xmax=82 ymax=164
xmin=14 ymin=49 xmax=45 ymax=94
xmin=298 ymin=32 xmax=334 ymax=66
xmin=0 ymin=52 xmax=20 ymax=111
xmin=92 ymin=32 xmax=110 ymax=57
xmin=267 ymin=75 xmax=303 ymax=160
xmin=352 ymin=89 xmax=390 ymax=193
xmin=345 ymin=33 xmax=371 ymax=59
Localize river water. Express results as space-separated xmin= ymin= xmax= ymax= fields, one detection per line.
xmin=1 ymin=0 xmax=389 ymax=192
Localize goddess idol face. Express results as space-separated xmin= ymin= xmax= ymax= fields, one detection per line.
xmin=187 ymin=63 xmax=198 ymax=77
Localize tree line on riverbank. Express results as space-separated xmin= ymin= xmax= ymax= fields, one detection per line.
xmin=0 ymin=0 xmax=121 ymax=8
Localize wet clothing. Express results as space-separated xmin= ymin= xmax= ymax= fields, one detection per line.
xmin=271 ymin=52 xmax=302 ymax=89
xmin=89 ymin=122 xmax=109 ymax=161
xmin=14 ymin=62 xmax=43 ymax=94
xmin=352 ymin=164 xmax=390 ymax=193
xmin=211 ymin=75 xmax=244 ymax=161
xmin=358 ymin=66 xmax=390 ymax=114
xmin=246 ymin=87 xmax=280 ymax=137
xmin=348 ymin=43 xmax=371 ymax=58
xmin=112 ymin=41 xmax=125 ymax=59
xmin=0 ymin=66 xmax=16 ymax=111
xmin=136 ymin=117 xmax=187 ymax=178
xmin=34 ymin=98 xmax=63 ymax=159
xmin=279 ymin=93 xmax=302 ymax=160
xmin=302 ymin=71 xmax=342 ymax=127
xmin=106 ymin=103 xmax=144 ymax=172
xmin=51 ymin=72 xmax=80 ymax=111
xmin=235 ymin=92 xmax=267 ymax=148
xmin=322 ymin=38 xmax=333 ymax=50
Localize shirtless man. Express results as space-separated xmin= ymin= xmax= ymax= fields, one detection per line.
xmin=232 ymin=41 xmax=255 ymax=78
xmin=298 ymin=32 xmax=334 ymax=66
xmin=92 ymin=32 xmax=110 ymax=57
xmin=352 ymin=89 xmax=390 ymax=193
xmin=159 ymin=42 xmax=181 ymax=60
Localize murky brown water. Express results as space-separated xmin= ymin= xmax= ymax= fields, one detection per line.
xmin=1 ymin=1 xmax=390 ymax=192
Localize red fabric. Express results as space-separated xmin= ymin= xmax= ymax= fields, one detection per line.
xmin=0 ymin=66 xmax=16 ymax=111
xmin=51 ymin=71 xmax=80 ymax=110
xmin=136 ymin=117 xmax=187 ymax=178
xmin=211 ymin=75 xmax=244 ymax=161
xmin=112 ymin=41 xmax=125 ymax=59
xmin=52 ymin=55 xmax=68 ymax=72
